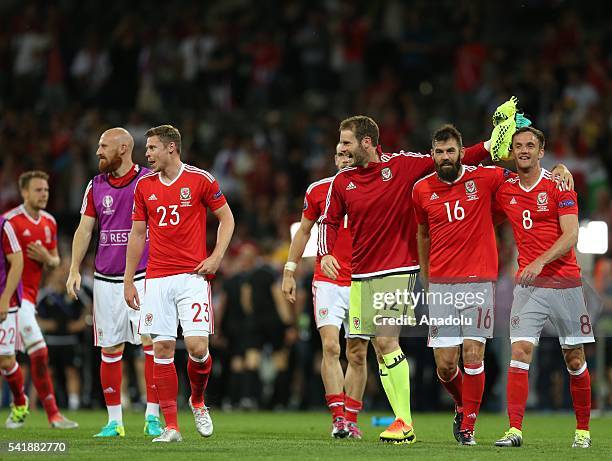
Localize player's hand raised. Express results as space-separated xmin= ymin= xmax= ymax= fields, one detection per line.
xmin=321 ymin=255 xmax=340 ymax=280
xmin=124 ymin=281 xmax=141 ymax=310
xmin=194 ymin=255 xmax=221 ymax=276
xmin=66 ymin=270 xmax=81 ymax=300
xmin=281 ymin=273 xmax=297 ymax=303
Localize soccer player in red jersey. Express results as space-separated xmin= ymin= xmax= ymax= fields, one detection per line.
xmin=124 ymin=125 xmax=234 ymax=443
xmin=493 ymin=127 xmax=593 ymax=449
xmin=282 ymin=145 xmax=368 ymax=439
xmin=319 ymin=115 xmax=496 ymax=444
xmin=413 ymin=125 xmax=510 ymax=445
xmin=3 ymin=171 xmax=78 ymax=429
xmin=66 ymin=128 xmax=161 ymax=438
xmin=0 ymin=218 xmax=28 ymax=428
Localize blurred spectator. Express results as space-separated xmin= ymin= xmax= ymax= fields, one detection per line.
xmin=36 ymin=262 xmax=91 ymax=410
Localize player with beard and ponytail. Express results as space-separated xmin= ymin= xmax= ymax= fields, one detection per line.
xmin=66 ymin=128 xmax=161 ymax=438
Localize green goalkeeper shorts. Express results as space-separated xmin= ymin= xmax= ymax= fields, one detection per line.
xmin=349 ymin=273 xmax=418 ymax=337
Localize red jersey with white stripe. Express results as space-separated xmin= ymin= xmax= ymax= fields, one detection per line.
xmin=319 ymin=142 xmax=489 ymax=279
xmin=3 ymin=205 xmax=57 ymax=303
xmin=304 ymin=177 xmax=351 ymax=286
xmin=412 ymin=165 xmax=510 ymax=282
xmin=495 ymin=168 xmax=581 ymax=287
xmin=2 ymin=220 xmax=22 ymax=307
xmin=133 ymin=163 xmax=227 ymax=279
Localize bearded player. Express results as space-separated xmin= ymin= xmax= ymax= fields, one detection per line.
xmin=4 ymin=172 xmax=77 ymax=429
xmin=282 ymin=145 xmax=368 ymax=439
xmin=412 ymin=125 xmax=572 ymax=445
xmin=66 ymin=127 xmax=161 ymax=437
xmin=318 ymin=115 xmax=500 ymax=444
xmin=493 ymin=127 xmax=593 ymax=449
xmin=125 ymin=125 xmax=234 ymax=443
xmin=412 ymin=125 xmax=509 ymax=445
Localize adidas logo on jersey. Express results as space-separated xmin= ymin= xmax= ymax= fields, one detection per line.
xmin=346 ymin=182 xmax=357 ymax=191
xmin=510 ymin=197 xmax=517 ymax=205
xmin=430 ymin=192 xmax=439 ymax=200
xmin=148 ymin=194 xmax=158 ymax=201
xmin=23 ymin=229 xmax=31 ymax=237
xmin=103 ymin=387 xmax=116 ymax=394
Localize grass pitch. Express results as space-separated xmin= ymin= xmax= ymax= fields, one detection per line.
xmin=0 ymin=409 xmax=610 ymax=460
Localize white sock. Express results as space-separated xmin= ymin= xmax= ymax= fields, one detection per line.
xmin=107 ymin=404 xmax=122 ymax=424
xmin=68 ymin=394 xmax=80 ymax=410
xmin=146 ymin=403 xmax=160 ymax=418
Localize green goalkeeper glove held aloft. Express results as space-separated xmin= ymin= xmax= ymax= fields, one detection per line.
xmin=489 ymin=96 xmax=532 ymax=161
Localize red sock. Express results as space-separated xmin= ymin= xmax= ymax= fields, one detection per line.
xmin=461 ymin=362 xmax=485 ymax=431
xmin=29 ymin=346 xmax=59 ymax=419
xmin=325 ymin=393 xmax=344 ymax=420
xmin=2 ymin=362 xmax=27 ymax=406
xmin=143 ymin=346 xmax=158 ymax=404
xmin=437 ymin=367 xmax=463 ymax=412
xmin=569 ymin=365 xmax=591 ymax=431
xmin=187 ymin=353 xmax=212 ymax=407
xmin=154 ymin=357 xmax=178 ymax=430
xmin=100 ymin=351 xmax=122 ymax=407
xmin=507 ymin=361 xmax=530 ymax=430
xmin=344 ymin=395 xmax=362 ymax=423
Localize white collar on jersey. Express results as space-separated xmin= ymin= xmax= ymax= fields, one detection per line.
xmin=518 ymin=167 xmax=546 ymax=193
xmin=158 ymin=162 xmax=185 ymax=187
xmin=20 ymin=204 xmax=42 ymax=225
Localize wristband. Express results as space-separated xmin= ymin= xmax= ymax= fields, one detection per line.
xmin=284 ymin=261 xmax=297 ymax=272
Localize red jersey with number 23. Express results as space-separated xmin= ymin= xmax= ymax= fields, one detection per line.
xmin=133 ymin=163 xmax=227 ymax=279
xmin=495 ymin=169 xmax=581 ymax=287
xmin=303 ymin=177 xmax=351 ymax=286
xmin=412 ymin=165 xmax=509 ymax=282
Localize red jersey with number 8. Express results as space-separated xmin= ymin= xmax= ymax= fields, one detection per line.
xmin=133 ymin=163 xmax=227 ymax=279
xmin=495 ymin=169 xmax=581 ymax=287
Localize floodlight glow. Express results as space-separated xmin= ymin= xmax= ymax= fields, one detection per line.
xmin=290 ymin=222 xmax=318 ymax=258
xmin=577 ymin=220 xmax=608 ymax=254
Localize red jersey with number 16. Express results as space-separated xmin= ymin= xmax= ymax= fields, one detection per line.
xmin=303 ymin=177 xmax=352 ymax=286
xmin=495 ymin=169 xmax=581 ymax=287
xmin=133 ymin=163 xmax=227 ymax=279
xmin=412 ymin=165 xmax=509 ymax=282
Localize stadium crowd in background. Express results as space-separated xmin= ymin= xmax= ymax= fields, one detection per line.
xmin=0 ymin=0 xmax=610 ymax=420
